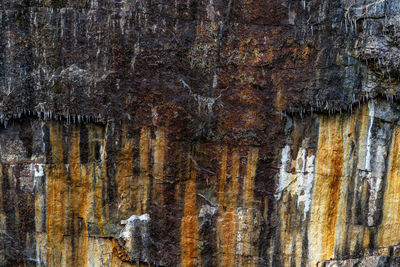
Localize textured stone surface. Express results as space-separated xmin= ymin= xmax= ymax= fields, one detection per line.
xmin=2 ymin=0 xmax=400 ymax=267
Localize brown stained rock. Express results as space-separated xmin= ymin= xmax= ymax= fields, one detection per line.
xmin=3 ymin=0 xmax=400 ymax=267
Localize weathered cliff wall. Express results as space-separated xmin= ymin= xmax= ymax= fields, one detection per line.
xmin=2 ymin=0 xmax=400 ymax=266
xmin=5 ymin=100 xmax=400 ymax=266
xmin=277 ymin=99 xmax=400 ymax=266
xmin=0 ymin=120 xmax=265 ymax=266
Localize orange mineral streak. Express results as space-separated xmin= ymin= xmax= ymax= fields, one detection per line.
xmin=70 ymin=126 xmax=88 ymax=267
xmin=230 ymin=150 xmax=240 ymax=208
xmin=244 ymin=147 xmax=259 ymax=208
xmin=310 ymin=116 xmax=344 ymax=264
xmin=40 ymin=122 xmax=152 ymax=266
xmin=138 ymin=127 xmax=150 ymax=214
xmin=180 ymin=148 xmax=199 ymax=267
xmin=377 ymin=127 xmax=400 ymax=246
xmin=46 ymin=122 xmax=68 ymax=265
xmin=217 ymin=148 xmax=239 ymax=267
xmin=331 ymin=111 xmax=360 ymax=256
xmin=242 ymin=148 xmax=259 ymax=267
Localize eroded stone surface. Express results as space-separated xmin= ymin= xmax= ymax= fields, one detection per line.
xmin=2 ymin=0 xmax=400 ymax=267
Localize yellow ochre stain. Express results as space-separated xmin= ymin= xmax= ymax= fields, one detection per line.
xmin=244 ymin=147 xmax=259 ymax=208
xmin=46 ymin=122 xmax=68 ymax=265
xmin=217 ymin=147 xmax=239 ymax=267
xmin=377 ymin=127 xmax=400 ymax=246
xmin=180 ymin=147 xmax=199 ymax=267
xmin=238 ymin=147 xmax=259 ymax=267
xmin=310 ymin=115 xmax=344 ymax=264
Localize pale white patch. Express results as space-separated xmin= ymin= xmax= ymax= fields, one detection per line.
xmin=121 ymin=214 xmax=150 ymax=225
xmin=120 ymin=213 xmax=150 ymax=240
xmin=365 ymin=100 xmax=375 ymax=171
xmin=297 ymin=152 xmax=315 ymax=219
xmin=34 ymin=164 xmax=44 ymax=177
xmin=276 ymin=145 xmax=292 ymax=199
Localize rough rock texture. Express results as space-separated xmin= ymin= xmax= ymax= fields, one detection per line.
xmin=2 ymin=0 xmax=400 ymax=266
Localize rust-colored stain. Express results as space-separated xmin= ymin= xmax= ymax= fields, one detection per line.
xmin=47 ymin=122 xmax=68 ymax=265
xmin=244 ymin=147 xmax=259 ymax=208
xmin=323 ymin=123 xmax=343 ymax=260
xmin=311 ymin=115 xmax=344 ymax=264
xmin=15 ymin=101 xmax=400 ymax=266
xmin=180 ymin=147 xmax=199 ymax=267
xmin=45 ymin=123 xmax=138 ymax=266
xmin=239 ymin=147 xmax=259 ymax=267
xmin=217 ymin=147 xmax=239 ymax=266
xmin=230 ymin=149 xmax=240 ymax=208
xmin=332 ymin=110 xmax=360 ymax=257
xmin=71 ymin=126 xmax=89 ymax=267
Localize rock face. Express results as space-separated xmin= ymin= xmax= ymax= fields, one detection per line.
xmin=2 ymin=0 xmax=400 ymax=266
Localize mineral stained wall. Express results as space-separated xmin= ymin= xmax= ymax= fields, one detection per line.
xmin=2 ymin=0 xmax=400 ymax=266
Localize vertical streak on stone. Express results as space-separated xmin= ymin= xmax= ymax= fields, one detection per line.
xmin=231 ymin=149 xmax=240 ymax=208
xmin=377 ymin=127 xmax=400 ymax=246
xmin=323 ymin=116 xmax=344 ymax=261
xmin=175 ymin=146 xmax=184 ymax=204
xmin=47 ymin=122 xmax=67 ymax=265
xmin=354 ymin=105 xmax=372 ymax=228
xmin=333 ymin=112 xmax=357 ymax=256
xmin=276 ymin=145 xmax=292 ymax=200
xmin=34 ymin=163 xmax=47 ymax=265
xmin=364 ymin=100 xmax=386 ymax=227
xmin=218 ymin=145 xmax=228 ymax=206
xmin=33 ymin=167 xmax=44 ymax=231
xmin=116 ymin=123 xmax=133 ymax=218
xmin=138 ymin=127 xmax=150 ymax=214
xmin=0 ymin=164 xmax=5 ymax=264
xmin=69 ymin=125 xmax=90 ymax=267
xmin=277 ymin=184 xmax=294 ymax=266
xmin=238 ymin=147 xmax=259 ymax=266
xmin=217 ymin=148 xmax=239 ymax=266
xmin=180 ymin=147 xmax=199 ymax=267
xmin=244 ymin=147 xmax=259 ymax=209
xmin=152 ymin=129 xmax=166 ymax=204
xmin=50 ymin=122 xmax=64 ymax=164
xmin=89 ymin=125 xmax=105 ymax=236
xmin=78 ymin=166 xmax=90 ymax=267
xmin=100 ymin=126 xmax=109 ymax=226
xmin=341 ymin=105 xmax=374 ymax=255
xmin=310 ymin=116 xmax=344 ymax=264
